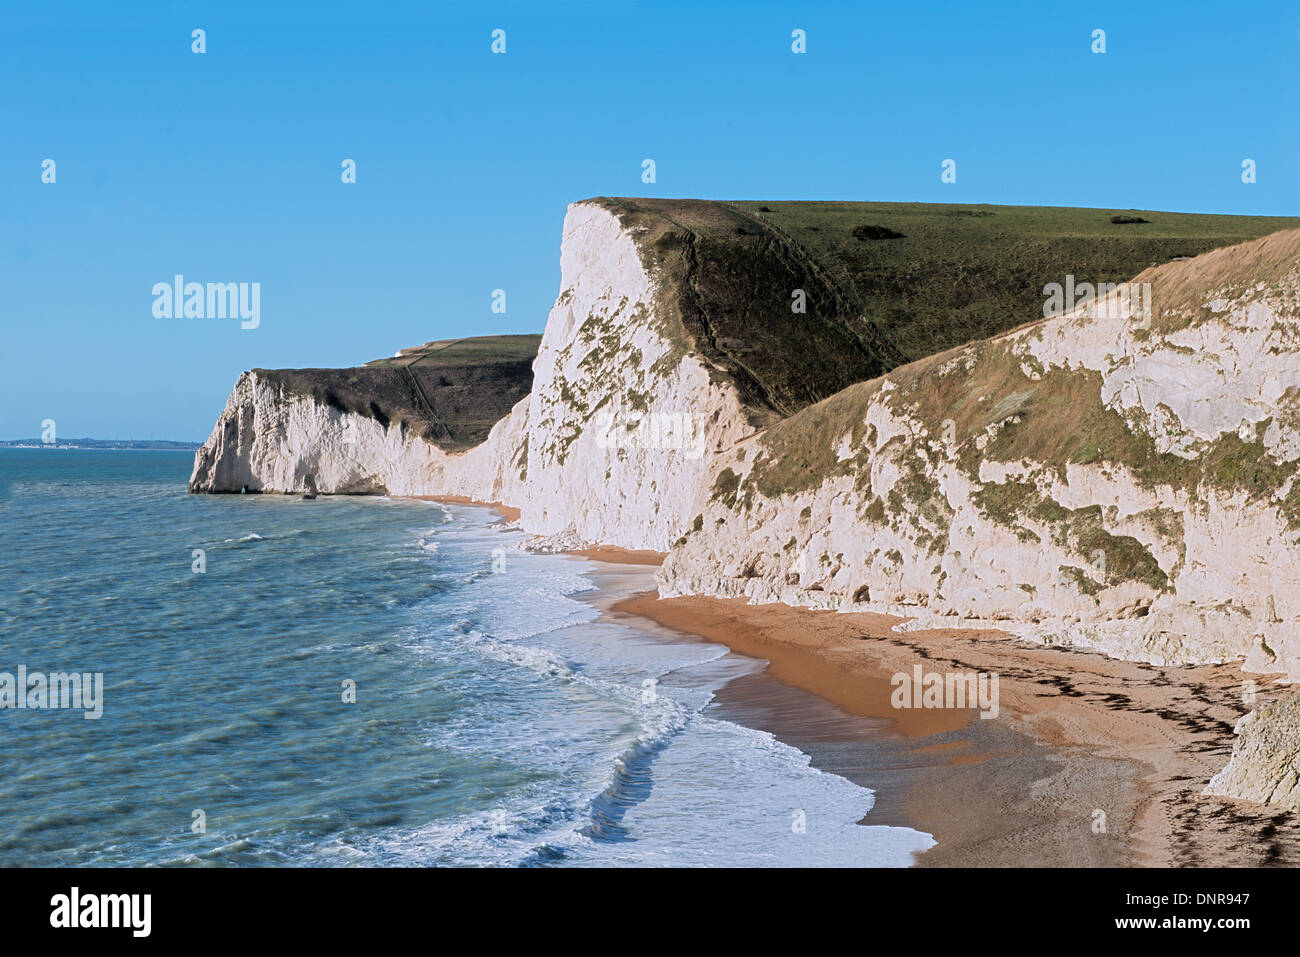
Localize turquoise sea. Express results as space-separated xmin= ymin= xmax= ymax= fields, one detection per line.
xmin=0 ymin=449 xmax=931 ymax=866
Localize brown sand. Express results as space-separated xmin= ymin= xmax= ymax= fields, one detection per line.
xmin=406 ymin=495 xmax=521 ymax=522
xmin=614 ymin=591 xmax=1300 ymax=867
xmin=570 ymin=546 xmax=666 ymax=566
xmin=614 ymin=596 xmax=970 ymax=737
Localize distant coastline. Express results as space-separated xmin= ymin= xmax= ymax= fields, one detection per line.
xmin=0 ymin=438 xmax=200 ymax=451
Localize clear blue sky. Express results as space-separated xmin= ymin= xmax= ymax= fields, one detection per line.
xmin=3 ymin=0 xmax=1297 ymax=440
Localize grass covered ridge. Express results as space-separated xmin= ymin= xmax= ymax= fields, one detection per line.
xmin=258 ymin=335 xmax=540 ymax=451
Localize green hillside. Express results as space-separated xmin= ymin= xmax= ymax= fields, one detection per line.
xmin=596 ymin=197 xmax=1299 ymax=425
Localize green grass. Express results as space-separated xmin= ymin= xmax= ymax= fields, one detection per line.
xmin=594 ymin=197 xmax=1297 ymax=427
xmin=362 ymin=334 xmax=541 ymax=368
xmin=733 ymin=200 xmax=1299 ymax=365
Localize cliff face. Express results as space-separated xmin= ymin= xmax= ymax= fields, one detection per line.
xmin=189 ymin=202 xmax=756 ymax=548
xmin=652 ymin=228 xmax=1300 ymax=810
xmin=661 ymin=230 xmax=1300 ymax=682
xmin=189 ymin=370 xmax=531 ymax=500
xmin=508 ymin=202 xmax=753 ymax=549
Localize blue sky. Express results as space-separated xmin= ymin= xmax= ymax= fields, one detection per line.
xmin=3 ymin=0 xmax=1298 ymax=440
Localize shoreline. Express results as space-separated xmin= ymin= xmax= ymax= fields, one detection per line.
xmin=568 ymin=558 xmax=938 ymax=860
xmin=405 ymin=495 xmax=522 ymax=523
xmin=420 ymin=502 xmax=1300 ymax=866
xmin=600 ymin=587 xmax=1300 ymax=866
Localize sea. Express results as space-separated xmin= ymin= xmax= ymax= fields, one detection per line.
xmin=0 ymin=449 xmax=933 ymax=867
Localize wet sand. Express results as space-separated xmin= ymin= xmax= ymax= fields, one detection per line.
xmin=605 ymin=589 xmax=1300 ymax=867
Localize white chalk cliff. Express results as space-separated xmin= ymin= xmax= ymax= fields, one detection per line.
xmin=190 ymin=201 xmax=753 ymax=549
xmin=192 ymin=205 xmax=1300 ymax=812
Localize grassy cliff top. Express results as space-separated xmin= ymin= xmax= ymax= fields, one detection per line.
xmin=254 ymin=334 xmax=540 ymax=452
xmin=362 ymin=334 xmax=542 ymax=368
xmin=592 ymin=197 xmax=1299 ymax=424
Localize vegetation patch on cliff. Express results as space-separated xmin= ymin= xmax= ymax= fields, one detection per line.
xmin=1133 ymin=228 xmax=1300 ymax=336
xmin=884 ymin=336 xmax=1300 ymax=528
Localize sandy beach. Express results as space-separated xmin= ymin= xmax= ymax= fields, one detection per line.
xmin=406 ymin=495 xmax=522 ymax=522
xmin=568 ymin=546 xmax=666 ymax=566
xmin=598 ymin=585 xmax=1300 ymax=867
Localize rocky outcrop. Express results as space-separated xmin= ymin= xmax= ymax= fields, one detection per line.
xmin=507 ymin=201 xmax=753 ymax=550
xmin=1206 ymin=689 xmax=1300 ymax=809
